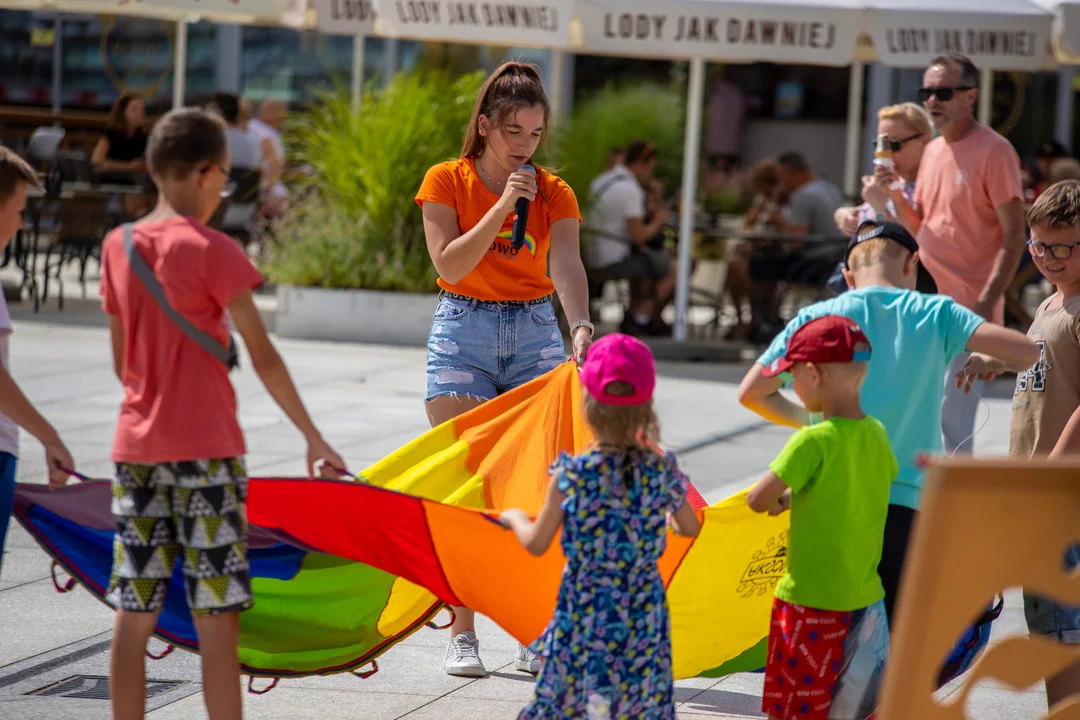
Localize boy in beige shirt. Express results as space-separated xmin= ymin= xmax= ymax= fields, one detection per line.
xmin=963 ymin=179 xmax=1080 ymax=710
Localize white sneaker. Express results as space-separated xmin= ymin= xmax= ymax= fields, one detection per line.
xmin=444 ymin=632 xmax=486 ymax=677
xmin=514 ymin=642 xmax=540 ymax=674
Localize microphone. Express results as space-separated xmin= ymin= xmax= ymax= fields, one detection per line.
xmin=511 ymin=164 xmax=535 ymax=252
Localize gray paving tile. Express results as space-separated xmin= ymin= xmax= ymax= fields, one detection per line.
xmin=148 ymin=686 xmax=435 ymax=719
xmin=0 ymin=580 xmax=114 ymax=667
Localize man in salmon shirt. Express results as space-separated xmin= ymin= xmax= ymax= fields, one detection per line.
xmin=883 ymin=52 xmax=1026 ymax=456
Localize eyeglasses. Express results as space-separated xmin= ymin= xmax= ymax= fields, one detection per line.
xmin=1028 ymin=239 xmax=1080 ymax=260
xmin=871 ymin=133 xmax=923 ymax=152
xmin=917 ymin=86 xmax=975 ymax=103
xmin=201 ymin=164 xmax=237 ymax=198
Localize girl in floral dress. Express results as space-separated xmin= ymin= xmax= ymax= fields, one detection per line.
xmin=500 ymin=333 xmax=701 ymax=719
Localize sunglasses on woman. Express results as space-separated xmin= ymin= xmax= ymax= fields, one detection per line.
xmin=1028 ymin=238 xmax=1080 ymax=260
xmin=871 ymin=134 xmax=923 ymax=152
xmin=917 ymin=86 xmax=975 ymax=103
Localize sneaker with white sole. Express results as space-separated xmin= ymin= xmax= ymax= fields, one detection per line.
xmin=443 ymin=632 xmax=486 ymax=677
xmin=514 ymin=642 xmax=540 ymax=674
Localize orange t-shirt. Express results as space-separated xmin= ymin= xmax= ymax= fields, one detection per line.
xmin=913 ymin=127 xmax=1023 ymax=326
xmin=415 ymin=157 xmax=581 ymax=301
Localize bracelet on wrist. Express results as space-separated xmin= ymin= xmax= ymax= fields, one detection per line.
xmin=570 ymin=320 xmax=594 ymax=336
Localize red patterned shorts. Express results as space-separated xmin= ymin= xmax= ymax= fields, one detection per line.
xmin=762 ymin=598 xmax=888 ymax=720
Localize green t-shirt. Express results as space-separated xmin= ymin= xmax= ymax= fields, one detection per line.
xmin=771 ymin=416 xmax=897 ymax=611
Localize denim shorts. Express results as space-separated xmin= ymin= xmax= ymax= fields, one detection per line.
xmin=1024 ymin=543 xmax=1080 ymax=643
xmin=425 ymin=294 xmax=566 ymax=402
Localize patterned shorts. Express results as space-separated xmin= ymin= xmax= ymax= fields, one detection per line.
xmin=105 ymin=458 xmax=253 ymax=617
xmin=763 ymin=598 xmax=889 ymax=720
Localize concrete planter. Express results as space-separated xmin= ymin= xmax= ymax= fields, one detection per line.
xmin=275 ymin=285 xmax=438 ymax=346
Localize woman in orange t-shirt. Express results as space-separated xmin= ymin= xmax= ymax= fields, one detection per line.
xmin=415 ymin=61 xmax=592 ymax=678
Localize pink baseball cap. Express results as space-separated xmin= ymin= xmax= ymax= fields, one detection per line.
xmin=580 ymin=333 xmax=656 ymax=406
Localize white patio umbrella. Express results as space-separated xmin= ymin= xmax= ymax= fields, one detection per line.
xmin=575 ymin=0 xmax=865 ymax=343
xmin=1041 ymin=0 xmax=1080 ymax=59
xmin=862 ymin=0 xmax=1054 ymax=125
xmin=312 ymin=0 xmax=378 ymax=112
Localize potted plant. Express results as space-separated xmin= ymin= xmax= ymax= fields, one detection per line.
xmin=261 ymin=69 xmax=484 ymax=345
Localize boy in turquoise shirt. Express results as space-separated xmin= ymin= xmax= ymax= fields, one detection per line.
xmin=738 ymin=221 xmax=1039 ymax=625
xmin=748 ymin=314 xmax=895 ymax=720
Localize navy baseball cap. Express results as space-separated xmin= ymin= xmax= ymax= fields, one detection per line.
xmin=841 ymin=221 xmax=938 ymax=295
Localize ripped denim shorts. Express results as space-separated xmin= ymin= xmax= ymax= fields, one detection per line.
xmin=425 ymin=292 xmax=567 ymax=402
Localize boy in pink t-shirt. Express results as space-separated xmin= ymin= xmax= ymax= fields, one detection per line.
xmin=99 ymin=108 xmax=345 ymax=720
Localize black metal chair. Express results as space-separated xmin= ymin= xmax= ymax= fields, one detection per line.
xmin=40 ymin=190 xmax=111 ymax=309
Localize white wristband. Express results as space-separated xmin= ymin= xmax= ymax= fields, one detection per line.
xmin=570 ymin=320 xmax=594 ymax=335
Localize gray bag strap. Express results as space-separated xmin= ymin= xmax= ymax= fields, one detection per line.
xmin=123 ymin=224 xmax=237 ymax=369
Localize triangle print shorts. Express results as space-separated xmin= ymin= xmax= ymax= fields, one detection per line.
xmin=105 ymin=458 xmax=253 ymax=617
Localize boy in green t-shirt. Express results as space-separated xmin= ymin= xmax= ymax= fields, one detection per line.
xmin=748 ymin=315 xmax=896 ymax=720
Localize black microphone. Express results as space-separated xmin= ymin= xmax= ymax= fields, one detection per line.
xmin=511 ymin=164 xmax=535 ymax=252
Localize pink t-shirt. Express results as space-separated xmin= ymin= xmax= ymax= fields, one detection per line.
xmin=913 ymin=126 xmax=1023 ymax=325
xmin=100 ymin=217 xmax=263 ymax=463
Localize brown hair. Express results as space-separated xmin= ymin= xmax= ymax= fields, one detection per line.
xmin=748 ymin=158 xmax=779 ymax=195
xmin=1049 ymin=158 xmax=1080 ymax=184
xmin=109 ymin=93 xmax=144 ymax=132
xmin=0 ymin=146 xmax=41 ymax=203
xmin=583 ymin=381 xmax=661 ymax=452
xmin=460 ymin=62 xmax=549 ymax=161
xmin=1027 ymin=179 xmax=1080 ymax=232
xmin=146 ymin=108 xmax=227 ymax=179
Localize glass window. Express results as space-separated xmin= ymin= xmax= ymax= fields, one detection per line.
xmin=59 ymin=13 xmax=215 ymax=113
xmin=241 ymin=26 xmax=352 ymax=103
xmin=0 ymin=10 xmax=56 ymax=107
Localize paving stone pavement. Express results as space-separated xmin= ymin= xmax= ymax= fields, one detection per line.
xmin=0 ymin=298 xmax=1048 ymax=719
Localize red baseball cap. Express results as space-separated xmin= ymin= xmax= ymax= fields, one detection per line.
xmin=580 ymin=333 xmax=656 ymax=405
xmin=761 ymin=315 xmax=872 ymax=378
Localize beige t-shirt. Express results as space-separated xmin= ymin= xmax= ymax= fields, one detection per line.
xmin=1010 ymin=293 xmax=1080 ymax=457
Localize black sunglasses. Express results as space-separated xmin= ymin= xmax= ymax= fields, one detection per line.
xmin=917 ymin=86 xmax=975 ymax=103
xmin=871 ymin=134 xmax=923 ymax=152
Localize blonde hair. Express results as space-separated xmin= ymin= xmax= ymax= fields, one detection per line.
xmin=847 ymin=237 xmax=909 ymax=271
xmin=583 ymin=381 xmax=661 ymax=451
xmin=877 ymin=102 xmax=933 ymax=139
xmin=815 ymin=361 xmax=869 ymax=393
xmin=1050 ymin=158 xmax=1080 ymax=184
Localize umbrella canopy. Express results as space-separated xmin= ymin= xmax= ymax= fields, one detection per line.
xmin=314 ymin=0 xmax=377 ymax=35
xmin=6 ymin=0 xmax=305 ymax=24
xmin=1033 ymin=0 xmax=1080 ymax=62
xmin=862 ymin=0 xmax=1054 ymax=71
xmin=371 ymin=0 xmax=574 ymax=48
xmin=573 ymin=0 xmax=864 ymax=66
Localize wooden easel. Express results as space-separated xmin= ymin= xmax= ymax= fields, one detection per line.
xmin=878 ymin=457 xmax=1080 ymax=719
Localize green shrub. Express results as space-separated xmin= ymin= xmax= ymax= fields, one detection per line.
xmin=550 ymin=82 xmax=686 ymax=212
xmin=262 ymin=69 xmax=486 ymax=292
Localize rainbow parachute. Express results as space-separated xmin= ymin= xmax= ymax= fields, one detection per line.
xmin=14 ymin=363 xmax=788 ymax=682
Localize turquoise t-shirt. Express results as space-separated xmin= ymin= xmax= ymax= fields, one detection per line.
xmin=771 ymin=417 xmax=897 ymax=611
xmin=758 ymin=286 xmax=983 ymax=509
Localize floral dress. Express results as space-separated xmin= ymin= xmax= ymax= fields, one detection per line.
xmin=519 ymin=447 xmax=690 ymax=720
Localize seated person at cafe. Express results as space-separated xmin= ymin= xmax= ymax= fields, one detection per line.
xmin=91 ymin=93 xmax=148 ymax=178
xmin=723 ymin=158 xmax=784 ymax=340
xmin=745 ymin=151 xmax=847 ymax=340
xmin=584 ymin=140 xmax=678 ymax=337
xmin=91 ymin=93 xmax=152 ymax=216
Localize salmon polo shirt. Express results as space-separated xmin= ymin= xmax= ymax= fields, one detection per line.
xmin=913 ymin=126 xmax=1023 ymax=325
